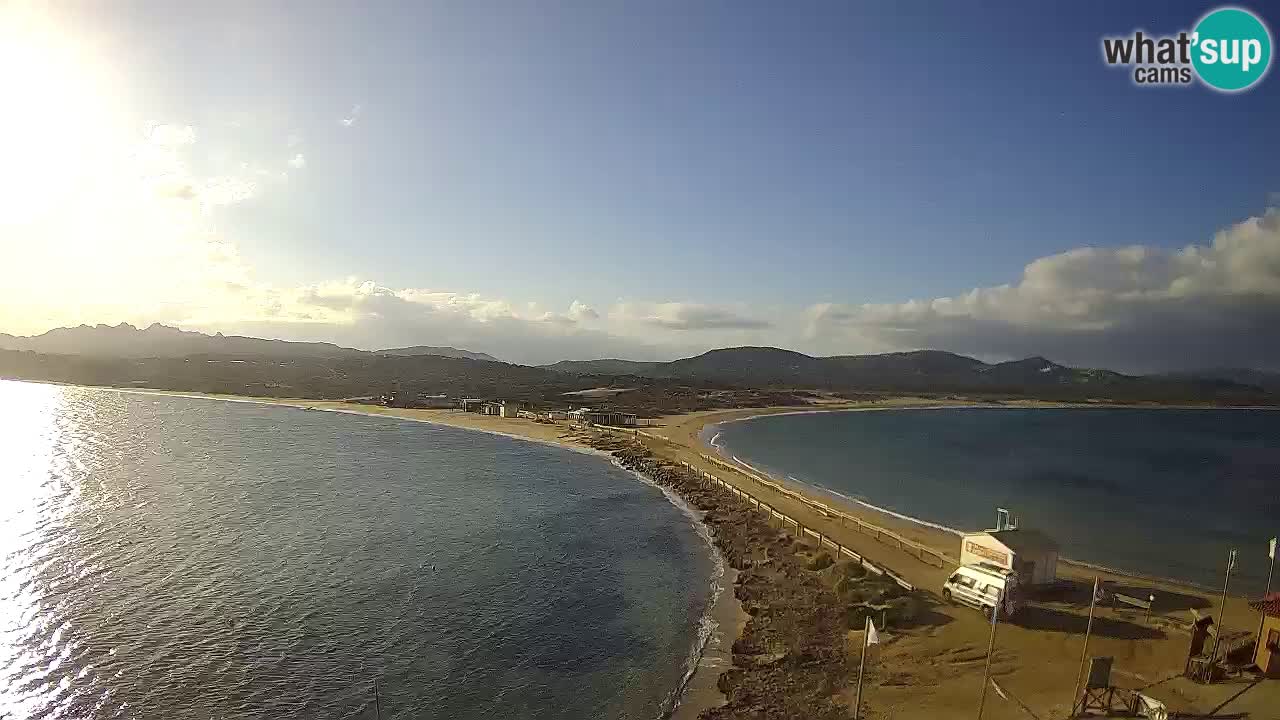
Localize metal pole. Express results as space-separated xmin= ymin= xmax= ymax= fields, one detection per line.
xmin=1070 ymin=576 xmax=1099 ymax=717
xmin=977 ymin=590 xmax=1002 ymax=720
xmin=1210 ymin=549 xmax=1236 ymax=666
xmin=1254 ymin=540 xmax=1275 ymax=661
xmin=374 ymin=679 xmax=382 ymax=720
xmin=854 ymin=615 xmax=869 ymax=720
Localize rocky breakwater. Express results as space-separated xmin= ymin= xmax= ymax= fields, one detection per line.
xmin=589 ymin=435 xmax=920 ymax=719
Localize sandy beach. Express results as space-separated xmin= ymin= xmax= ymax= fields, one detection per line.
xmin=100 ymin=386 xmax=1278 ymax=717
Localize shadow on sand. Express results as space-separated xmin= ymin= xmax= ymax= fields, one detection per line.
xmin=1012 ymin=605 xmax=1167 ymax=640
xmin=896 ymin=595 xmax=956 ymax=632
xmin=1032 ymin=578 xmax=1210 ymax=613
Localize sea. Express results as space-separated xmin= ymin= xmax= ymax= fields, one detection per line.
xmin=0 ymin=380 xmax=720 ymax=720
xmin=705 ymin=407 xmax=1280 ymax=595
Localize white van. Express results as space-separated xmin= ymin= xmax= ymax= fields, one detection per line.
xmin=942 ymin=563 xmax=1023 ymax=618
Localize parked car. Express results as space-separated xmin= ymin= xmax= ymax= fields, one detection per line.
xmin=942 ymin=563 xmax=1023 ymax=618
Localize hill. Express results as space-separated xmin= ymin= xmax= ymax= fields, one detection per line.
xmin=542 ymin=358 xmax=665 ymax=375
xmin=1 ymin=327 xmax=1273 ymax=408
xmin=543 ymin=346 xmax=1269 ymax=403
xmin=0 ymin=323 xmax=492 ymax=362
xmin=0 ymin=323 xmax=361 ymax=359
xmin=1158 ymin=368 xmax=1280 ymax=393
xmin=378 ymin=346 xmax=500 ymax=362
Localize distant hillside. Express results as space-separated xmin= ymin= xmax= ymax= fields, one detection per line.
xmin=1158 ymin=368 xmax=1280 ymax=392
xmin=542 ymin=358 xmax=664 ymax=375
xmin=542 ymin=346 xmax=1267 ymax=402
xmin=0 ymin=347 xmax=565 ymax=401
xmin=378 ymin=346 xmax=500 ymax=362
xmin=0 ymin=323 xmax=361 ymax=359
xmin=1 ymin=326 xmax=1272 ymax=406
xmin=0 ymin=324 xmax=492 ymax=363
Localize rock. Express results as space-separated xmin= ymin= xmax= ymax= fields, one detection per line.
xmin=806 ymin=551 xmax=834 ymax=571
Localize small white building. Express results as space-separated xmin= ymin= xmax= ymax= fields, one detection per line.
xmin=960 ymin=510 xmax=1059 ymax=586
xmin=566 ymin=407 xmax=638 ymax=427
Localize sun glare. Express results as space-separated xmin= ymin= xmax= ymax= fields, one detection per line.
xmin=0 ymin=6 xmax=123 ymax=228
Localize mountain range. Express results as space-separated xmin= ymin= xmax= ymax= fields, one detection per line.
xmin=377 ymin=345 xmax=499 ymax=362
xmin=547 ymin=347 xmax=1131 ymax=391
xmin=0 ymin=323 xmax=500 ymax=363
xmin=1 ymin=324 xmax=1277 ymax=404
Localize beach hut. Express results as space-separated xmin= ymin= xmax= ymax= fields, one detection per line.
xmin=1250 ymin=592 xmax=1280 ymax=677
xmin=960 ymin=525 xmax=1060 ymax=586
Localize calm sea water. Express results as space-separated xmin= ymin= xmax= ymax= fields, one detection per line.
xmin=0 ymin=381 xmax=717 ymax=720
xmin=706 ymin=407 xmax=1280 ymax=594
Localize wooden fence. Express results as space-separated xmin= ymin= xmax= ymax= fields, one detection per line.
xmin=625 ymin=428 xmax=952 ymax=572
xmin=678 ymin=459 xmax=916 ymax=592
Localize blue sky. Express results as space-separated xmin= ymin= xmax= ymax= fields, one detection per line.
xmin=3 ymin=1 xmax=1279 ymax=369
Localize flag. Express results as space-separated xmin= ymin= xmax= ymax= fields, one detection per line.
xmin=991 ymin=678 xmax=1009 ymax=701
xmin=866 ymin=618 xmax=880 ymax=646
xmin=1269 ymin=537 xmax=1276 ymax=560
xmin=1228 ymin=549 xmax=1237 ymax=572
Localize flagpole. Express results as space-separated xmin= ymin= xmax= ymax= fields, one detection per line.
xmin=1255 ymin=538 xmax=1276 ymax=661
xmin=1211 ymin=549 xmax=1237 ymax=667
xmin=854 ymin=615 xmax=869 ymax=720
xmin=977 ymin=590 xmax=1002 ymax=720
xmin=1070 ymin=576 xmax=1099 ymax=717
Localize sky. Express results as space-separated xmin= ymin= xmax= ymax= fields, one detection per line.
xmin=2 ymin=1 xmax=1278 ymax=370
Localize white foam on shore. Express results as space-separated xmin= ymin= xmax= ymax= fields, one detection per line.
xmin=610 ymin=458 xmax=727 ymax=720
xmin=708 ymin=408 xmax=1243 ymax=592
xmin=725 ymin=453 xmax=965 ymax=537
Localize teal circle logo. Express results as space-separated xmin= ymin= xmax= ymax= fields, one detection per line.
xmin=1192 ymin=7 xmax=1272 ymax=91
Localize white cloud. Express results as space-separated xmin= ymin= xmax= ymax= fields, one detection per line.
xmin=612 ymin=301 xmax=770 ymax=331
xmin=806 ymin=208 xmax=1280 ymax=371
xmin=538 ymin=300 xmax=600 ymax=326
xmin=149 ymin=124 xmax=195 ymax=146
xmin=340 ymin=104 xmax=362 ymax=127
xmin=568 ymin=300 xmax=599 ymax=322
xmin=180 ymin=280 xmax=679 ymax=365
xmin=288 ymin=152 xmax=306 ymax=169
xmin=198 ymin=176 xmax=257 ymax=208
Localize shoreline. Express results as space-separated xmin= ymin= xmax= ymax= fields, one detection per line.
xmin=685 ymin=403 xmax=1256 ymax=597
xmin=12 ymin=379 xmax=1272 ymax=717
xmin=41 ymin=379 xmax=1257 ymax=600
xmin=610 ymin=457 xmax=746 ymax=720
xmin=23 ymin=381 xmax=745 ymax=720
